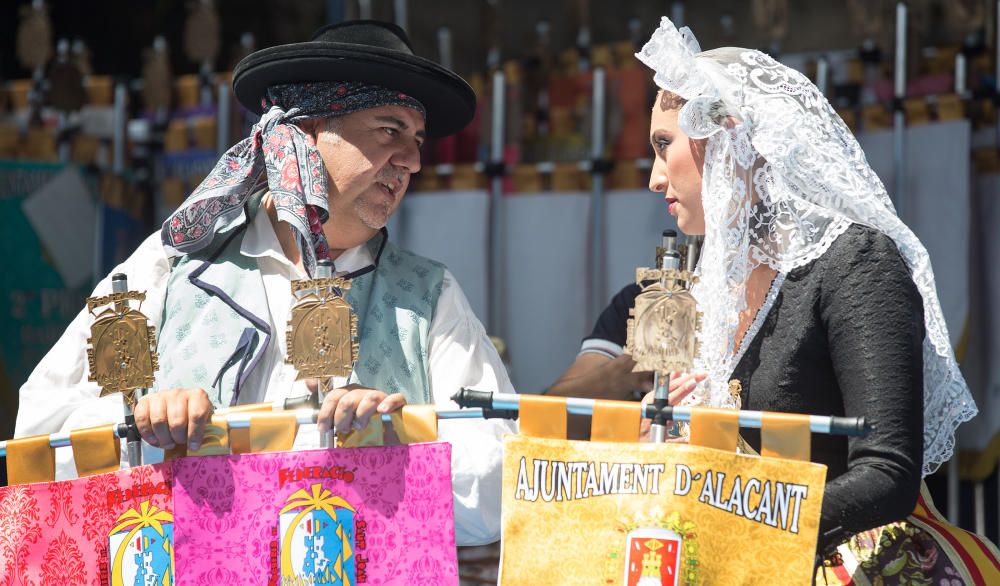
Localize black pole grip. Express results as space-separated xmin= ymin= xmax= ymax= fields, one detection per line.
xmin=482 ymin=408 xmax=519 ymax=420
xmin=829 ymin=416 xmax=870 ymax=437
xmin=452 ymin=388 xmax=495 ymax=409
xmin=124 ymin=413 xmax=141 ymax=444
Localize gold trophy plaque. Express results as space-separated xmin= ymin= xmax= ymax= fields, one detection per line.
xmin=286 ymin=277 xmax=359 ymax=380
xmin=625 ymin=267 xmax=701 ymax=375
xmin=86 ymin=290 xmax=159 ymax=407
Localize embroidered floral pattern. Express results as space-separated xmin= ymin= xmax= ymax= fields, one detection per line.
xmin=0 ymin=485 xmax=41 ymax=586
xmin=81 ymin=473 xmax=122 ymax=541
xmin=43 ymin=481 xmax=77 ymax=527
xmin=39 ymin=531 xmax=86 ymax=585
xmin=170 ymin=444 xmax=456 ymax=583
xmin=0 ymin=466 xmax=173 ymax=586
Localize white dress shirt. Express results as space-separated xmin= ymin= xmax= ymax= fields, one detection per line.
xmin=16 ymin=211 xmax=516 ymax=545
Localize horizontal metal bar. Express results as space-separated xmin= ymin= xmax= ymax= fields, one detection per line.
xmin=0 ymin=409 xmax=487 ymax=457
xmin=225 ymin=409 xmax=318 ymax=428
xmin=0 ymin=424 xmax=129 ymax=458
xmin=452 ymin=389 xmax=869 ymax=438
xmin=224 ymin=408 xmax=484 ymax=428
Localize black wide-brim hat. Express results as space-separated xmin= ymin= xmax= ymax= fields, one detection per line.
xmin=233 ymin=20 xmax=475 ymax=138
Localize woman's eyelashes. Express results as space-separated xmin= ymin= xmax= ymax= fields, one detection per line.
xmin=652 ymin=133 xmax=673 ymax=154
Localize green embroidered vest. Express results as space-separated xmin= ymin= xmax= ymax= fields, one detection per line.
xmin=154 ymin=200 xmax=444 ymax=407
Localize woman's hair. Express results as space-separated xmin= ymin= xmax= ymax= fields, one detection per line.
xmin=659 ymin=89 xmax=735 ymax=129
xmin=659 ymin=90 xmax=688 ymax=111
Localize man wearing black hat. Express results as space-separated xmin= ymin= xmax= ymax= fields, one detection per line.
xmin=17 ymin=21 xmax=513 ymax=545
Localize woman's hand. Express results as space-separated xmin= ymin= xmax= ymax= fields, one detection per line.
xmin=638 ymin=372 xmax=706 ymax=442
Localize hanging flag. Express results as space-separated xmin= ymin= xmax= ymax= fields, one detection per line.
xmin=499 ymin=435 xmax=826 ymax=584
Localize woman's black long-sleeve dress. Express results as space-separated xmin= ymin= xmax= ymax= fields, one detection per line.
xmin=730 ymin=224 xmax=925 ymax=552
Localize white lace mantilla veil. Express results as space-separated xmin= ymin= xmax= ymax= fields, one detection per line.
xmin=636 ymin=16 xmax=977 ymax=475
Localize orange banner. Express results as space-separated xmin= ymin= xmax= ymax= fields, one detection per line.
xmin=501 ymin=436 xmax=827 ymax=584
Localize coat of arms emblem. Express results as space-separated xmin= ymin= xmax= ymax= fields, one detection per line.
xmin=107 ymin=501 xmax=174 ymax=586
xmin=604 ymin=514 xmax=699 ymax=585
xmin=279 ymin=484 xmax=357 ymax=584
xmin=624 ymin=527 xmax=683 ymax=586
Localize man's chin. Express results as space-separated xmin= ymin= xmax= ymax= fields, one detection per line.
xmin=356 ymin=202 xmax=393 ymax=230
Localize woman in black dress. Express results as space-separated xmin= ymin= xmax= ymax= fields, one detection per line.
xmin=636 ymin=16 xmax=998 ymax=583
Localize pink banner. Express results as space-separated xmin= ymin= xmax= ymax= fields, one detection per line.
xmin=0 ymin=442 xmax=456 ymax=585
xmin=0 ymin=464 xmax=174 ymax=585
xmin=171 ymin=443 xmax=457 ymax=585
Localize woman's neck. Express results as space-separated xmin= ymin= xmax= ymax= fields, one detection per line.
xmin=734 ymin=264 xmax=779 ymax=352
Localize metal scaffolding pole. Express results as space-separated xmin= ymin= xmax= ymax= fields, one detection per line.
xmin=588 ymin=67 xmax=608 ymax=319
xmin=358 ymin=0 xmax=372 ymax=20
xmin=892 ymin=2 xmax=907 ymax=216
xmin=816 ymin=56 xmax=830 ymax=97
xmin=216 ymin=80 xmax=231 ymax=156
xmin=949 ymin=456 xmax=961 ymax=524
xmin=995 ymin=1 xmax=1000 ymax=146
xmin=487 ymin=70 xmax=506 ymax=337
xmin=955 ymin=53 xmax=967 ymax=96
xmin=94 ymin=81 xmax=128 ymax=283
xmin=671 ymin=2 xmax=685 ymax=29
xmin=393 ymin=0 xmax=408 ymax=31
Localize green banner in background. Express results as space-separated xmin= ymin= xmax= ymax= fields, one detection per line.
xmin=0 ymin=160 xmax=90 ymax=444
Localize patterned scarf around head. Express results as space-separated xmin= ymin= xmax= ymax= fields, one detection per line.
xmin=161 ymin=81 xmax=426 ymax=276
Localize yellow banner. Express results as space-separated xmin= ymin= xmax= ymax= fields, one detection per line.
xmin=500 ymin=435 xmax=827 ymax=585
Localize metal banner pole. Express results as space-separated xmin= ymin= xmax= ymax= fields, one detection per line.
xmin=0 ymin=409 xmax=487 ymax=458
xmin=649 ymin=247 xmax=680 ymax=443
xmin=111 ymin=274 xmax=144 ymax=468
xmin=0 ymin=399 xmax=871 ymax=458
xmin=450 ymin=389 xmax=871 ymax=437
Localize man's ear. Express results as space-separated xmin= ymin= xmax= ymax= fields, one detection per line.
xmin=296 ymin=118 xmax=322 ymax=139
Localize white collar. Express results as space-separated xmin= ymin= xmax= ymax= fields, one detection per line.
xmin=241 ymin=210 xmax=375 ymax=276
